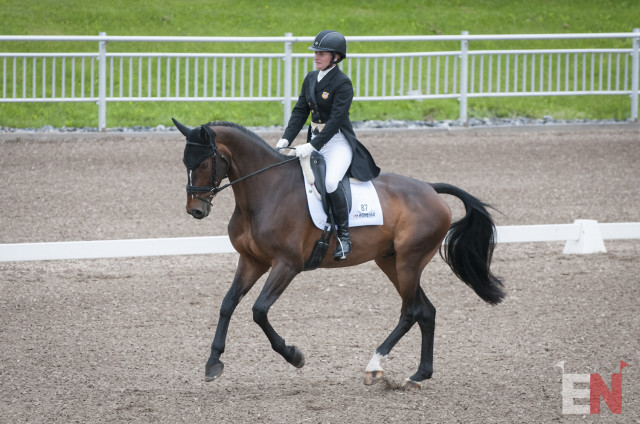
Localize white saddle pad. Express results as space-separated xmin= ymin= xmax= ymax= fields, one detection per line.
xmin=301 ymin=168 xmax=384 ymax=230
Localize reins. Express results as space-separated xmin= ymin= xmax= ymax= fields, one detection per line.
xmin=196 ymin=151 xmax=298 ymax=205
xmin=214 ymin=156 xmax=299 ymax=195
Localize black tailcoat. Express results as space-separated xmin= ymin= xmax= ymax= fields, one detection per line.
xmin=282 ymin=66 xmax=380 ymax=182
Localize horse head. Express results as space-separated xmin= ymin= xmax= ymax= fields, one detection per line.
xmin=173 ymin=118 xmax=230 ymax=219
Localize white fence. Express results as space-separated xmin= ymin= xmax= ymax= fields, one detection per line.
xmin=1 ymin=220 xmax=639 ymax=262
xmin=1 ymin=31 xmax=639 ymax=129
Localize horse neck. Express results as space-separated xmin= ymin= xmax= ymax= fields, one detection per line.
xmin=216 ymin=126 xmax=292 ymax=204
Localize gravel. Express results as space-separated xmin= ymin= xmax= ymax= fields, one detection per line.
xmin=2 ymin=127 xmax=639 ymax=423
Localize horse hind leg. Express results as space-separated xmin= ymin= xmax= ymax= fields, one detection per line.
xmin=364 ymin=285 xmax=436 ymax=390
xmin=364 ymin=256 xmax=414 ymax=386
xmin=367 ymin=249 xmax=438 ymax=389
xmin=404 ymin=286 xmax=436 ymax=389
xmin=364 ymin=309 xmax=414 ymax=386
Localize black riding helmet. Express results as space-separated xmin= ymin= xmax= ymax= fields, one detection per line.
xmin=308 ymin=30 xmax=347 ymax=63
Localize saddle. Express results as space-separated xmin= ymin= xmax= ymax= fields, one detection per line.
xmin=300 ymin=151 xmax=352 ymax=270
xmin=300 ymin=151 xmax=352 ymax=215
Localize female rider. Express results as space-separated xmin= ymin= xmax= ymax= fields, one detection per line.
xmin=276 ymin=30 xmax=380 ymax=261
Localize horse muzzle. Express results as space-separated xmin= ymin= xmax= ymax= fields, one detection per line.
xmin=186 ymin=196 xmax=211 ymax=220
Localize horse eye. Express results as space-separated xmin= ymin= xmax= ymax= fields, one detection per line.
xmin=201 ymin=161 xmax=209 ymax=169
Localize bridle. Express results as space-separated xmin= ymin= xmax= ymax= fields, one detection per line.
xmin=185 ymin=139 xmax=230 ymax=204
xmin=186 ymin=139 xmax=297 ymax=206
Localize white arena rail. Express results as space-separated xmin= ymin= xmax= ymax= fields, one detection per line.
xmin=0 ymin=236 xmax=235 ymax=262
xmin=1 ymin=30 xmax=638 ymax=129
xmin=1 ymin=220 xmax=639 ymax=262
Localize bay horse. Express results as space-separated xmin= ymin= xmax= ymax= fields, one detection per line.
xmin=173 ymin=118 xmax=505 ymax=389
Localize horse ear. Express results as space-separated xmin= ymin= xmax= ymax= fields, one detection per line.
xmin=201 ymin=124 xmax=216 ymax=143
xmin=172 ymin=118 xmax=191 ymax=137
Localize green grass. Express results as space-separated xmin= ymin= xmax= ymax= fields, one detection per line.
xmin=1 ymin=0 xmax=638 ymax=128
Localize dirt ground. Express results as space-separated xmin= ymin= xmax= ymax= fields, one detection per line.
xmin=1 ymin=124 xmax=639 ymax=423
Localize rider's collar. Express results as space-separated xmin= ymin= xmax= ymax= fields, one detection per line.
xmin=318 ymin=65 xmax=336 ymax=82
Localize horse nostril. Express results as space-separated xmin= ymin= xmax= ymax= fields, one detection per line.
xmin=190 ymin=209 xmax=204 ymax=219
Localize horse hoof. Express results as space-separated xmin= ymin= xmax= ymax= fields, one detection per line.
xmin=289 ymin=346 xmax=305 ymax=368
xmin=403 ymin=378 xmax=422 ymax=390
xmin=204 ymin=361 xmax=224 ymax=382
xmin=364 ymin=370 xmax=383 ymax=386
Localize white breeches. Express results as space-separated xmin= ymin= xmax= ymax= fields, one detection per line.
xmin=313 ymin=130 xmax=353 ymax=193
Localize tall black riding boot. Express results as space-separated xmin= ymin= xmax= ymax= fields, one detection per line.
xmin=328 ymin=183 xmax=352 ymax=260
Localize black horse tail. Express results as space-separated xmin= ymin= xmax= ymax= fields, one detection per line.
xmin=432 ymin=183 xmax=505 ymax=305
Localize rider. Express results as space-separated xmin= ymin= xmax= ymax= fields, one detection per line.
xmin=276 ymin=30 xmax=380 ymax=260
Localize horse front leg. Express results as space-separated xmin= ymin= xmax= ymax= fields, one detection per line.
xmin=251 ymin=263 xmax=305 ymax=368
xmin=205 ymin=255 xmax=268 ymax=382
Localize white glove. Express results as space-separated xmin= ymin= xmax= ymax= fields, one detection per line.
xmin=294 ymin=143 xmax=316 ymax=158
xmin=275 ymin=138 xmax=289 ymax=149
